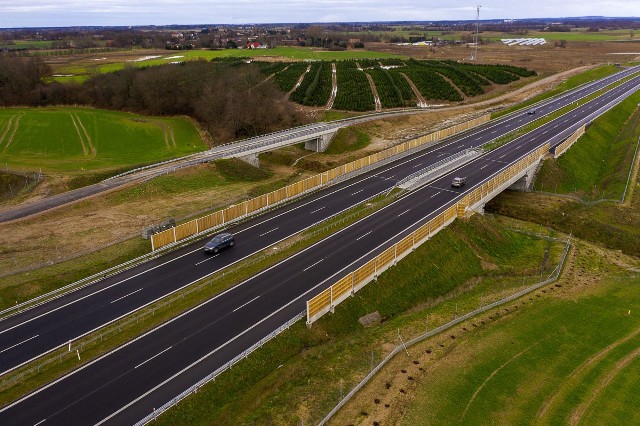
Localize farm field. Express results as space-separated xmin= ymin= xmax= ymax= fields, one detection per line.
xmin=277 ymin=58 xmax=535 ymax=110
xmin=0 ymin=107 xmax=205 ymax=173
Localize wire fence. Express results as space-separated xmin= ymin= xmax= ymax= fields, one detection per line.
xmin=317 ymin=234 xmax=571 ymax=426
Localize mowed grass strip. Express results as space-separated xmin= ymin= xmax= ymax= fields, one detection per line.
xmin=0 ymin=107 xmax=205 ymax=173
xmin=401 ymin=262 xmax=640 ymax=426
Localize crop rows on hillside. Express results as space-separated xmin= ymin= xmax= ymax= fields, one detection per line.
xmin=290 ymin=61 xmax=333 ymax=106
xmin=460 ymin=65 xmax=521 ymax=84
xmin=280 ymin=59 xmax=535 ymax=110
xmin=366 ymin=68 xmax=406 ymax=108
xmin=274 ymin=62 xmax=309 ymax=92
xmin=394 ymin=67 xmax=463 ymax=102
xmin=258 ymin=62 xmax=290 ymax=75
xmin=333 ymin=61 xmax=375 ymax=111
xmin=379 ymin=58 xmax=405 ymax=66
xmin=356 ymin=59 xmax=380 ymax=68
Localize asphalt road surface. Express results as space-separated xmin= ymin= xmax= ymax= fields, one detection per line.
xmin=1 ymin=68 xmax=639 ymax=425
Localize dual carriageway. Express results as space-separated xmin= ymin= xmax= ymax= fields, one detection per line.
xmin=1 ymin=65 xmax=640 ymax=424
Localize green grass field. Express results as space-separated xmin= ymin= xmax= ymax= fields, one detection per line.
xmin=0 ymin=107 xmax=205 ymax=173
xmin=402 ymin=272 xmax=640 ymax=425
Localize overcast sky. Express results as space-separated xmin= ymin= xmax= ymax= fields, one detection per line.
xmin=1 ymin=0 xmax=639 ymax=28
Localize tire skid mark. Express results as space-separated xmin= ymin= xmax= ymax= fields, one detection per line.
xmin=536 ymin=325 xmax=640 ymax=421
xmin=0 ymin=115 xmax=16 ymax=148
xmin=3 ymin=113 xmax=23 ymax=151
xmin=569 ymin=344 xmax=640 ymax=425
xmin=74 ymin=113 xmax=96 ymax=156
xmin=69 ymin=113 xmax=88 ymax=156
xmin=462 ymin=341 xmax=541 ymax=421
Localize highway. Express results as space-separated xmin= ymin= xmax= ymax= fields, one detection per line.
xmin=2 ymin=65 xmax=637 ymax=377
xmin=1 ymin=68 xmax=639 ymax=425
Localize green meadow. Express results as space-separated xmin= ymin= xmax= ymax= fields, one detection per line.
xmin=0 ymin=107 xmax=205 ymax=173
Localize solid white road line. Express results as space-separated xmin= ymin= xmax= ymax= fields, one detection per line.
xmin=0 ymin=335 xmax=39 ymax=354
xmin=135 ymin=347 xmax=172 ymax=369
xmin=110 ymin=289 xmax=143 ymax=304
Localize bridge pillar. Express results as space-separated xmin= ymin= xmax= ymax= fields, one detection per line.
xmin=508 ymin=161 xmax=540 ymax=192
xmin=238 ymin=153 xmax=259 ymax=168
xmin=304 ymin=130 xmax=338 ymax=152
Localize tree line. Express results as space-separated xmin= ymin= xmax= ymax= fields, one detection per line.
xmin=0 ymin=56 xmax=307 ymax=144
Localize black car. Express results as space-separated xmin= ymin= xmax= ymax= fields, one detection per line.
xmin=204 ymin=232 xmax=235 ymax=254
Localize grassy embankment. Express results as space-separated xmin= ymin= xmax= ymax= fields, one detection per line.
xmin=398 ymin=246 xmax=640 ymax=426
xmin=487 ymin=90 xmax=640 ymax=257
xmin=147 ymin=214 xmax=566 ymax=425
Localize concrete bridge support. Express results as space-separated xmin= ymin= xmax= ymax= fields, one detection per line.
xmin=508 ymin=161 xmax=540 ymax=192
xmin=238 ymin=153 xmax=260 ymax=167
xmin=304 ymin=130 xmax=338 ymax=152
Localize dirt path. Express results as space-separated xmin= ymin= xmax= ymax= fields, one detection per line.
xmin=365 ymin=72 xmax=382 ymax=112
xmin=288 ymin=64 xmax=311 ymax=98
xmin=400 ymin=72 xmax=427 ymax=107
xmin=436 ymin=72 xmax=467 ymax=101
xmin=326 ymin=63 xmax=337 ymax=110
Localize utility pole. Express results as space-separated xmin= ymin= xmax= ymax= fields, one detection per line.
xmin=471 ymin=5 xmax=481 ymax=62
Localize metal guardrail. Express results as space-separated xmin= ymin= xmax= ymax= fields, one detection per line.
xmin=133 ymin=311 xmax=305 ymax=426
xmin=317 ymin=235 xmax=571 ymax=426
xmin=396 ymin=148 xmax=482 ymax=189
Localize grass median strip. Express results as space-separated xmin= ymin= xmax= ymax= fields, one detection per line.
xmin=0 ymin=189 xmax=400 ymax=407
xmin=483 ymin=73 xmax=637 ymax=152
